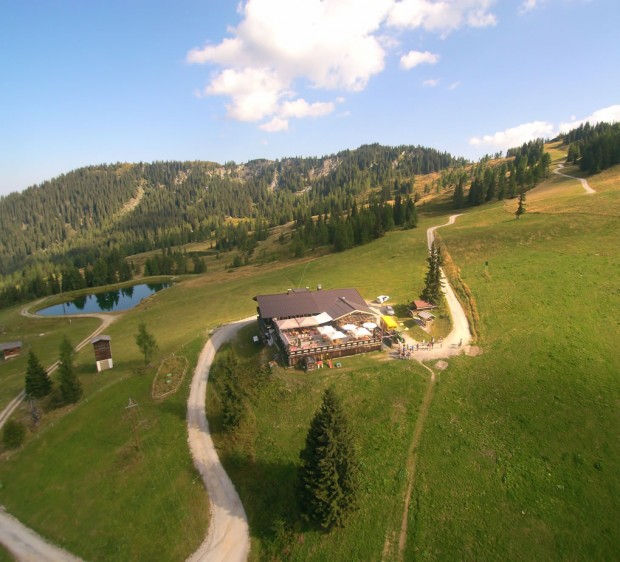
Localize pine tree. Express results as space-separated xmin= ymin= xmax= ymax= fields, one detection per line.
xmin=403 ymin=197 xmax=417 ymax=229
xmin=24 ymin=350 xmax=52 ymax=399
xmin=515 ymin=188 xmax=526 ymax=219
xmin=220 ymin=350 xmax=245 ymax=431
xmin=298 ymin=388 xmax=360 ymax=531
xmin=453 ymin=178 xmax=465 ymax=209
xmin=135 ymin=322 xmax=159 ymax=364
xmin=58 ymin=337 xmax=82 ymax=404
xmin=420 ymin=242 xmax=443 ymax=304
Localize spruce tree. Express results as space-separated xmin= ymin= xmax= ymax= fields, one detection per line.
xmin=24 ymin=350 xmax=52 ymax=399
xmin=420 ymin=242 xmax=443 ymax=304
xmin=135 ymin=322 xmax=159 ymax=364
xmin=515 ymin=188 xmax=526 ymax=219
xmin=453 ymin=179 xmax=465 ymax=209
xmin=403 ymin=197 xmax=418 ymax=229
xmin=58 ymin=337 xmax=82 ymax=404
xmin=220 ymin=350 xmax=245 ymax=431
xmin=298 ymin=388 xmax=360 ymax=531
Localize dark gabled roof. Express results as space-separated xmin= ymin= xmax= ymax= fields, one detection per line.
xmin=91 ymin=335 xmax=111 ymax=344
xmin=255 ymin=288 xmax=372 ymax=321
xmin=0 ymin=341 xmax=22 ymax=351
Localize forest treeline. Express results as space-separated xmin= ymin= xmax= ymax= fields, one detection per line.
xmin=2 ymin=124 xmax=615 ymax=309
xmin=562 ymin=121 xmax=620 ymax=174
xmin=452 ymin=139 xmax=551 ymax=208
xmin=0 ymin=143 xmax=461 ymax=308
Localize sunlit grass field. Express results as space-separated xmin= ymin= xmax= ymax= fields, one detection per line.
xmin=409 ymin=176 xmax=620 ymax=560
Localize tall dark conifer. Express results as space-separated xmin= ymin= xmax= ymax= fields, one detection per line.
xmin=420 ymin=241 xmax=443 ymax=304
xmin=298 ymin=388 xmax=360 ymax=531
xmin=515 ymin=188 xmax=526 ymax=219
xmin=58 ymin=337 xmax=82 ymax=404
xmin=453 ymin=178 xmax=465 ymax=209
xmin=24 ymin=350 xmax=52 ymax=399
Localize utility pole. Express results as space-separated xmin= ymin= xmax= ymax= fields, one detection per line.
xmin=125 ymin=397 xmax=141 ymax=450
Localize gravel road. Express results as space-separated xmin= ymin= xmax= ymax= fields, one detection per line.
xmin=186 ymin=317 xmax=255 ymax=562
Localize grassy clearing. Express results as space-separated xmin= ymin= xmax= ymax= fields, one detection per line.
xmin=0 ymin=305 xmax=99 ymax=408
xmin=0 ymin=337 xmax=209 ymax=562
xmin=208 ymin=326 xmax=429 ymax=561
xmin=408 ymin=172 xmax=620 ymax=560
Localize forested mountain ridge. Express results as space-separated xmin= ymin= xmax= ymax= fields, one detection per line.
xmin=0 ymin=143 xmax=465 ymax=279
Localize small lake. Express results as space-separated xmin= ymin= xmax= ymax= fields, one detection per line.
xmin=37 ymin=283 xmax=170 ymax=316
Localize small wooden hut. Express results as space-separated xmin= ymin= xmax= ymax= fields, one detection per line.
xmin=0 ymin=341 xmax=22 ymax=360
xmin=92 ymin=335 xmax=113 ymax=372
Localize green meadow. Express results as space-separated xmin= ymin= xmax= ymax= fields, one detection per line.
xmin=209 ymin=334 xmax=429 ymax=560
xmin=0 ymin=158 xmax=618 ymax=561
xmin=0 ymin=305 xmax=99 ymax=408
xmin=409 ymin=184 xmax=620 ymax=559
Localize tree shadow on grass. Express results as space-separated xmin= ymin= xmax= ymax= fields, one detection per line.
xmin=156 ymin=397 xmax=187 ymax=422
xmin=219 ymin=454 xmax=302 ymax=552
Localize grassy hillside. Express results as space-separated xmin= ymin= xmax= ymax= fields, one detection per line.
xmin=409 ymin=169 xmax=620 ymax=559
xmin=0 ymin=152 xmax=618 ymax=560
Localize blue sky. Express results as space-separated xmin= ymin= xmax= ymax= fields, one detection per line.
xmin=1 ymin=0 xmax=619 ymax=196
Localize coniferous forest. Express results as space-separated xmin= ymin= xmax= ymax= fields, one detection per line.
xmin=1 ymin=124 xmax=613 ymax=310
xmin=562 ymin=122 xmax=620 ymax=174
xmin=0 ymin=143 xmax=462 ymax=308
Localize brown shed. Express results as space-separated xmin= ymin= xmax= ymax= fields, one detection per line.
xmin=91 ymin=335 xmax=113 ymax=372
xmin=0 ymin=341 xmax=22 ymax=360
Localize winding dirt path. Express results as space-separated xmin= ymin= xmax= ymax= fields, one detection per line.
xmin=186 ymin=317 xmax=254 ymax=562
xmin=0 ymin=304 xmax=119 ymax=561
xmin=553 ymin=163 xmax=596 ymax=194
xmin=0 ymin=510 xmax=82 ymax=562
xmin=391 ymin=215 xmax=473 ymax=561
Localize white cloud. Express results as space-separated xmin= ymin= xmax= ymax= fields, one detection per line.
xmin=206 ymin=67 xmax=287 ymax=122
xmin=260 ymin=117 xmax=289 ymax=132
xmin=188 ymin=0 xmax=499 ymax=127
xmin=387 ymin=0 xmax=496 ymax=35
xmin=469 ymin=105 xmax=620 ymax=150
xmin=559 ymin=104 xmax=620 ymax=133
xmin=423 ymin=78 xmax=440 ymax=87
xmin=280 ymin=99 xmax=335 ymax=118
xmin=400 ymin=50 xmax=439 ymax=70
xmin=469 ymin=120 xmax=555 ymax=148
xmin=448 ymin=81 xmax=461 ymax=90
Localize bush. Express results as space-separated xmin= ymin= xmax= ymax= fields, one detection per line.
xmin=3 ymin=419 xmax=26 ymax=449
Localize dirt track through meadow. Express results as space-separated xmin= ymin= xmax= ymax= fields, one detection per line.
xmin=385 ymin=215 xmax=473 ymax=561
